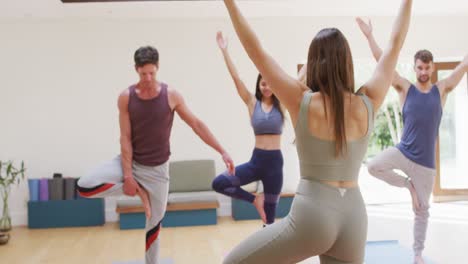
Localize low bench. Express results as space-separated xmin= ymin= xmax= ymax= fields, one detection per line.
xmin=116 ymin=159 xmax=219 ymax=230
xmin=116 ymin=199 xmax=219 ymax=229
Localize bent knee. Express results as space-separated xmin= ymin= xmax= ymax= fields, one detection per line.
xmin=212 ymin=175 xmax=235 ymax=192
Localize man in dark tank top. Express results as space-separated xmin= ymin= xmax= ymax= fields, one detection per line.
xmin=358 ymin=18 xmax=468 ymax=264
xmin=77 ymin=46 xmax=235 ymax=264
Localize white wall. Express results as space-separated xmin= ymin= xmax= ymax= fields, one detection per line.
xmin=3 ymin=0 xmax=468 ymax=19
xmin=1 ymin=15 xmax=467 ymax=225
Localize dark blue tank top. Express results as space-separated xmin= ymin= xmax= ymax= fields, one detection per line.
xmin=251 ymin=100 xmax=283 ymax=135
xmin=396 ymin=85 xmax=442 ymax=169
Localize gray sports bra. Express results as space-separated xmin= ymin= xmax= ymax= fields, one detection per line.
xmin=251 ymin=100 xmax=283 ymax=135
xmin=295 ymin=92 xmax=374 ymax=182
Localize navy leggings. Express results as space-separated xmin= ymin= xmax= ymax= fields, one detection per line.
xmin=212 ymin=148 xmax=283 ymax=224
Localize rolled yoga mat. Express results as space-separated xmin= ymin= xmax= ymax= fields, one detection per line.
xmin=64 ymin=178 xmax=77 ymax=200
xmin=28 ymin=179 xmax=40 ymax=202
xmin=39 ymin=178 xmax=49 ymax=201
xmin=48 ymin=178 xmax=64 ymax=200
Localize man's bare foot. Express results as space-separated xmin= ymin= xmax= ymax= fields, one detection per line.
xmin=408 ymin=180 xmax=420 ymax=211
xmin=414 ymin=255 xmax=426 ymax=264
xmin=137 ymin=186 xmax=151 ymax=219
xmin=253 ymin=194 xmax=267 ymax=224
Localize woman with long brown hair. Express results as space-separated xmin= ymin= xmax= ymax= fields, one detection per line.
xmin=212 ymin=31 xmax=285 ymax=226
xmin=221 ymin=0 xmax=413 ymax=263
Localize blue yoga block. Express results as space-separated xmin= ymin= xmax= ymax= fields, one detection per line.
xmin=119 ymin=209 xmax=218 ymax=229
xmin=28 ymin=199 xmax=105 ymax=229
xmin=231 ymin=195 xmax=294 ymax=221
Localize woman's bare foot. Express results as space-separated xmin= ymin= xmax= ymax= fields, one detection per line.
xmin=408 ymin=180 xmax=420 ymax=211
xmin=137 ymin=186 xmax=151 ymax=219
xmin=414 ymin=255 xmax=426 ymax=264
xmin=253 ymin=194 xmax=267 ymax=224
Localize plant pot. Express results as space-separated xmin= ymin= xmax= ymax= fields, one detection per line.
xmin=0 ymin=233 xmax=10 ymax=245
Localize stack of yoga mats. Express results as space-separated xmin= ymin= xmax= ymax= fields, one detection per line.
xmin=28 ymin=173 xmax=79 ymax=201
xmin=27 ymin=173 xmax=104 ymax=229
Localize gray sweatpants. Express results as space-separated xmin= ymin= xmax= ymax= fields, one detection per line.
xmin=367 ymin=147 xmax=435 ymax=257
xmin=77 ymin=156 xmax=169 ymax=264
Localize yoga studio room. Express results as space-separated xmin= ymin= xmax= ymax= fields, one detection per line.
xmin=1 ymin=0 xmax=467 ymax=263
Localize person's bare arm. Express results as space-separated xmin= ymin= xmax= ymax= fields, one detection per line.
xmin=223 ymin=0 xmax=307 ymax=125
xmin=437 ymin=54 xmax=468 ymax=96
xmin=171 ymin=89 xmax=235 ymax=175
xmin=118 ymin=90 xmax=138 ymax=196
xmin=217 ymin=31 xmax=255 ymax=110
xmin=356 ymin=17 xmax=411 ymax=95
xmin=358 ymin=0 xmax=413 ymax=111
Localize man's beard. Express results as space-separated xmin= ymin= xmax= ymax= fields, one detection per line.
xmin=418 ymin=75 xmax=430 ymax=83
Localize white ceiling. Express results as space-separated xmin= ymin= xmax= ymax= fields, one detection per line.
xmin=1 ymin=0 xmax=468 ymax=19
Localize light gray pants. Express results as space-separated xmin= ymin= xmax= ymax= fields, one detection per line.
xmin=224 ymin=179 xmax=367 ymax=264
xmin=367 ymin=147 xmax=436 ymax=257
xmin=77 ymin=156 xmax=169 ymax=264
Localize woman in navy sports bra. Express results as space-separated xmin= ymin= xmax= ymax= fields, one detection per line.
xmin=212 ymin=31 xmax=285 ymax=225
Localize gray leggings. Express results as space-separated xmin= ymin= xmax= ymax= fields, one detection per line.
xmin=77 ymin=156 xmax=169 ymax=264
xmin=224 ymin=179 xmax=367 ymax=264
xmin=367 ymin=147 xmax=436 ymax=257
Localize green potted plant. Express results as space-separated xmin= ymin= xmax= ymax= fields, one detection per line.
xmin=366 ymin=96 xmax=403 ymax=161
xmin=0 ymin=161 xmax=26 ymax=245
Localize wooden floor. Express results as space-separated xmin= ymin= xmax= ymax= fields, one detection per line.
xmin=3 ymin=204 xmax=467 ymax=264
xmin=0 ymin=217 xmax=265 ymax=264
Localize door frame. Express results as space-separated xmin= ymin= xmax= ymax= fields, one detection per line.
xmin=432 ymin=61 xmax=468 ymax=202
